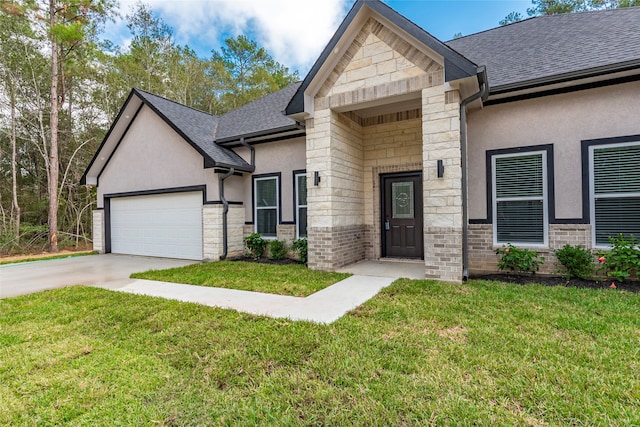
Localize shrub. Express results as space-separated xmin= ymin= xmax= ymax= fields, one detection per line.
xmin=597 ymin=234 xmax=640 ymax=282
xmin=554 ymin=244 xmax=594 ymax=280
xmin=244 ymin=233 xmax=267 ymax=259
xmin=496 ymin=243 xmax=544 ymax=274
xmin=268 ymin=240 xmax=287 ymax=260
xmin=291 ymin=238 xmax=308 ymax=264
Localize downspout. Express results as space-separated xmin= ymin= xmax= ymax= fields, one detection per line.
xmin=219 ymin=137 xmax=255 ymax=260
xmin=460 ymin=66 xmax=489 ymax=281
xmin=219 ymin=167 xmax=235 ymax=260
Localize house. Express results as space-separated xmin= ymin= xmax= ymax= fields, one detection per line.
xmin=81 ymin=0 xmax=640 ymax=282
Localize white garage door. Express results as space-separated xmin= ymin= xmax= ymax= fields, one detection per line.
xmin=110 ymin=191 xmax=203 ymax=260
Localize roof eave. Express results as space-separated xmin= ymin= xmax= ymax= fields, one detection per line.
xmin=80 ymin=89 xmax=138 ymax=186
xmin=216 ymin=123 xmax=305 ymax=145
xmin=489 ymin=59 xmax=640 ymax=97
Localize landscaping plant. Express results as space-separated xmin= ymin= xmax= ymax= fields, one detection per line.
xmin=244 ymin=233 xmax=267 ymax=259
xmin=268 ymin=240 xmax=287 ymax=260
xmin=554 ymin=244 xmax=594 ymax=279
xmin=496 ymin=243 xmax=544 ymax=274
xmin=597 ymin=234 xmax=640 ymax=282
xmin=291 ymin=238 xmax=308 ymax=264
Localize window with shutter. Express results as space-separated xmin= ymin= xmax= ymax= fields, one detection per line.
xmin=589 ymin=141 xmax=640 ymax=246
xmin=254 ymin=176 xmax=279 ymax=238
xmin=492 ymin=151 xmax=548 ymax=245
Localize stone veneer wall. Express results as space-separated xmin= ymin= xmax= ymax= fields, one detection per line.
xmin=202 ymin=204 xmax=245 ymax=261
xmin=422 ymin=87 xmax=463 ymax=282
xmin=92 ymin=210 xmax=105 ymax=253
xmin=468 ymin=223 xmax=592 ymax=275
xmin=306 ymin=109 xmax=365 ymax=271
xmin=319 ymin=18 xmax=443 ymax=98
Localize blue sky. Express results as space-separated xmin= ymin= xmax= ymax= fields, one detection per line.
xmin=106 ymin=0 xmax=531 ymax=75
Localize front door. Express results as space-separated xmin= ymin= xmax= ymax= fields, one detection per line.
xmin=382 ymin=172 xmax=423 ymax=259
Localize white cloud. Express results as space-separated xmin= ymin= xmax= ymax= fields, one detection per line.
xmin=112 ymin=0 xmax=353 ymax=74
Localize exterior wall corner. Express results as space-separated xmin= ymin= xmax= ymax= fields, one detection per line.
xmin=92 ymin=209 xmax=105 ymax=253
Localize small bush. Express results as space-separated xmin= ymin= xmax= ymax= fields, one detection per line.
xmin=244 ymin=233 xmax=267 ymax=259
xmin=496 ymin=243 xmax=544 ymax=274
xmin=291 ymin=238 xmax=308 ymax=264
xmin=268 ymin=240 xmax=287 ymax=260
xmin=554 ymin=244 xmax=594 ymax=280
xmin=597 ymin=234 xmax=640 ymax=282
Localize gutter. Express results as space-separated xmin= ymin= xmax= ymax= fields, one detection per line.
xmin=218 ymin=138 xmax=255 ymax=260
xmin=460 ymin=66 xmax=489 ymax=281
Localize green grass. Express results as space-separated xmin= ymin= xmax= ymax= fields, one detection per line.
xmin=131 ymin=260 xmax=350 ymax=297
xmin=1 ymin=280 xmax=638 ymax=425
xmin=0 ymin=251 xmax=96 ymax=266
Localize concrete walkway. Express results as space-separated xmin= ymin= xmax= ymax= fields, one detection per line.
xmin=111 ymin=274 xmax=396 ymax=324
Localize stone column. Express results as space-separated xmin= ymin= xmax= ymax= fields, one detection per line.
xmin=422 ymin=86 xmax=463 ymax=282
xmin=306 ymin=109 xmax=366 ymax=271
xmin=92 ymin=210 xmax=105 ymax=253
xmin=203 ymin=204 xmax=245 ymax=261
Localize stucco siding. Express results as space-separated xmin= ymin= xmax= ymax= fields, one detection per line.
xmin=97 ymin=106 xmax=219 ymax=207
xmin=236 ymin=137 xmax=306 ymax=224
xmin=467 ymin=80 xmax=640 ymax=221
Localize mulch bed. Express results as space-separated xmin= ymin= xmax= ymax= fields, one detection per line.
xmin=471 ymin=273 xmax=640 ymax=293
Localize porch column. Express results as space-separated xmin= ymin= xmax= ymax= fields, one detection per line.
xmin=422 ymin=87 xmax=464 ymax=282
xmin=306 ymin=109 xmax=366 ymax=271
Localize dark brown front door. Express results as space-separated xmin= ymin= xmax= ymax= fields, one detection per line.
xmin=382 ymin=172 xmax=423 ymax=259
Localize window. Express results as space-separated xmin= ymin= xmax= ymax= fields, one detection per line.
xmin=254 ymin=175 xmax=279 ymax=238
xmin=589 ymin=141 xmax=640 ymax=246
xmin=492 ymin=151 xmax=548 ymax=245
xmin=295 ymin=172 xmax=307 ymax=238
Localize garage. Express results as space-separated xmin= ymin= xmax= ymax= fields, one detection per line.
xmin=108 ymin=191 xmax=203 ymax=260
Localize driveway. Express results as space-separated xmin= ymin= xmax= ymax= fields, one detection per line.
xmin=0 ymin=254 xmax=197 ymax=299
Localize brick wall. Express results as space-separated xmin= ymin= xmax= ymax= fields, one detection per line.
xmin=468 ymin=223 xmax=593 ymax=275
xmin=308 ymin=225 xmax=367 ymax=271
xmin=424 ymin=227 xmax=463 ymax=281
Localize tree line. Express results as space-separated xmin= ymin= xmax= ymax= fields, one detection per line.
xmin=0 ymin=0 xmax=298 ymax=255
xmin=500 ymin=0 xmax=639 ymax=25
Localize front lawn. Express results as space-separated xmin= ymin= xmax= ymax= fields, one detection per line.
xmin=131 ymin=260 xmax=350 ymax=297
xmin=1 ymin=280 xmax=638 ymax=425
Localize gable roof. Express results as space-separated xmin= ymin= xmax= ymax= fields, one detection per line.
xmin=133 ymin=89 xmax=250 ymax=169
xmin=447 ymin=7 xmax=640 ymax=95
xmin=215 ymin=82 xmax=304 ymax=145
xmin=285 ymin=0 xmax=479 ymax=116
xmin=81 ymin=89 xmax=252 ymax=185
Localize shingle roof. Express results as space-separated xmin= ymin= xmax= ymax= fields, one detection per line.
xmin=134 ymin=89 xmax=251 ymax=170
xmin=215 ymin=82 xmax=303 ymax=143
xmin=446 ymin=7 xmax=640 ymax=92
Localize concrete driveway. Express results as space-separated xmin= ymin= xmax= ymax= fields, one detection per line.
xmin=0 ymin=254 xmax=197 ymax=299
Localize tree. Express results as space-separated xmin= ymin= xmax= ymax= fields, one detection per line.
xmin=499 ymin=11 xmax=523 ymax=25
xmin=44 ymin=0 xmax=115 ymax=252
xmin=212 ymin=35 xmax=298 ymax=110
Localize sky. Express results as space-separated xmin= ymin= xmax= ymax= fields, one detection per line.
xmin=104 ymin=0 xmax=532 ymax=75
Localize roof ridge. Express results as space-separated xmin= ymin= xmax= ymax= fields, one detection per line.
xmin=446 ymin=6 xmax=640 ymax=43
xmin=133 ymin=88 xmax=218 ymax=118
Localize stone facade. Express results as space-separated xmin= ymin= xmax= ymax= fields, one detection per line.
xmin=468 ymin=223 xmax=593 ymax=275
xmin=305 ymin=15 xmax=464 ymax=280
xmin=203 ymin=204 xmax=245 ymax=261
xmin=92 ymin=210 xmax=105 ymax=253
xmin=421 ymin=86 xmax=463 ymax=282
